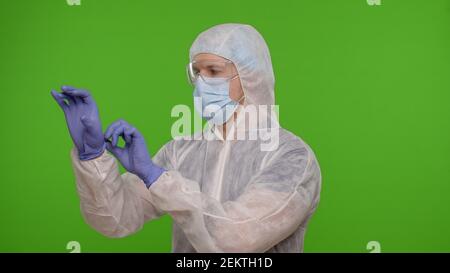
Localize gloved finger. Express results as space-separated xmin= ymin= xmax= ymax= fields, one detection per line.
xmin=105 ymin=141 xmax=125 ymax=159
xmin=62 ymin=88 xmax=94 ymax=104
xmin=104 ymin=120 xmax=124 ymax=140
xmin=60 ymin=86 xmax=84 ymax=105
xmin=51 ymin=90 xmax=68 ymax=111
xmin=110 ymin=124 xmax=128 ymax=147
xmin=123 ymin=126 xmax=136 ymax=144
xmin=66 ymin=92 xmax=84 ymax=105
xmin=60 ymin=87 xmax=77 ymax=105
xmin=61 ymin=85 xmax=76 ymax=92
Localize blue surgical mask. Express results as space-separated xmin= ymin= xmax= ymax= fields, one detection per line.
xmin=193 ymin=76 xmax=243 ymax=125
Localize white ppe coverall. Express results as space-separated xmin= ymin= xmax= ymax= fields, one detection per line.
xmin=70 ymin=23 xmax=322 ymax=253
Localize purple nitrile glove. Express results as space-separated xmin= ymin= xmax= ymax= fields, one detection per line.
xmin=104 ymin=120 xmax=165 ymax=188
xmin=51 ymin=86 xmax=105 ymax=160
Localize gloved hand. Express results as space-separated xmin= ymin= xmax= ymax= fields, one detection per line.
xmin=104 ymin=120 xmax=165 ymax=188
xmin=51 ymin=86 xmax=105 ymax=160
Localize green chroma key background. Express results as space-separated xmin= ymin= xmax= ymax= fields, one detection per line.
xmin=0 ymin=0 xmax=449 ymax=252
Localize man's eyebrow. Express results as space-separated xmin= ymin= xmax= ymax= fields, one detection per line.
xmin=205 ymin=64 xmax=220 ymax=68
xmin=193 ymin=64 xmax=222 ymax=70
xmin=206 ymin=63 xmax=226 ymax=69
xmin=193 ymin=60 xmax=226 ymax=69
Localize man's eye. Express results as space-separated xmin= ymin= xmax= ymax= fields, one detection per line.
xmin=210 ymin=68 xmax=222 ymax=75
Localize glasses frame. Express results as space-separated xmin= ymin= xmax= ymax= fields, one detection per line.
xmin=186 ymin=60 xmax=238 ymax=85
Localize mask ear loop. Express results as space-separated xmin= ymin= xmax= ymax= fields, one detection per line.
xmin=236 ymin=94 xmax=245 ymax=104
xmin=227 ymin=69 xmax=246 ymax=135
xmin=228 ymin=76 xmax=246 ymax=140
xmin=229 ymin=74 xmax=246 ymax=104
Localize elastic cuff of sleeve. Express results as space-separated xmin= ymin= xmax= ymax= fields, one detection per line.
xmin=143 ymin=165 xmax=166 ymax=189
xmin=78 ymin=143 xmax=107 ymax=161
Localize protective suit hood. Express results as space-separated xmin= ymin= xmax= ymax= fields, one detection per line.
xmin=189 ymin=23 xmax=275 ymax=107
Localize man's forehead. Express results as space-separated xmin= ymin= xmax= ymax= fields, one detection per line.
xmin=194 ymin=53 xmax=229 ymax=62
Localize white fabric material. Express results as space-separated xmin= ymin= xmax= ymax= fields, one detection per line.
xmin=70 ymin=148 xmax=164 ymax=238
xmin=70 ymin=23 xmax=321 ymax=252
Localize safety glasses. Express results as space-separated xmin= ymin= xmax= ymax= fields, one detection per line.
xmin=186 ymin=60 xmax=238 ymax=85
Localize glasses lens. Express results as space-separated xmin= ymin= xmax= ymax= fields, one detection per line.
xmin=186 ymin=63 xmax=197 ymax=85
xmin=187 ymin=60 xmax=236 ymax=85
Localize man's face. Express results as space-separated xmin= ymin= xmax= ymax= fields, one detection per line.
xmin=193 ymin=53 xmax=245 ymax=103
